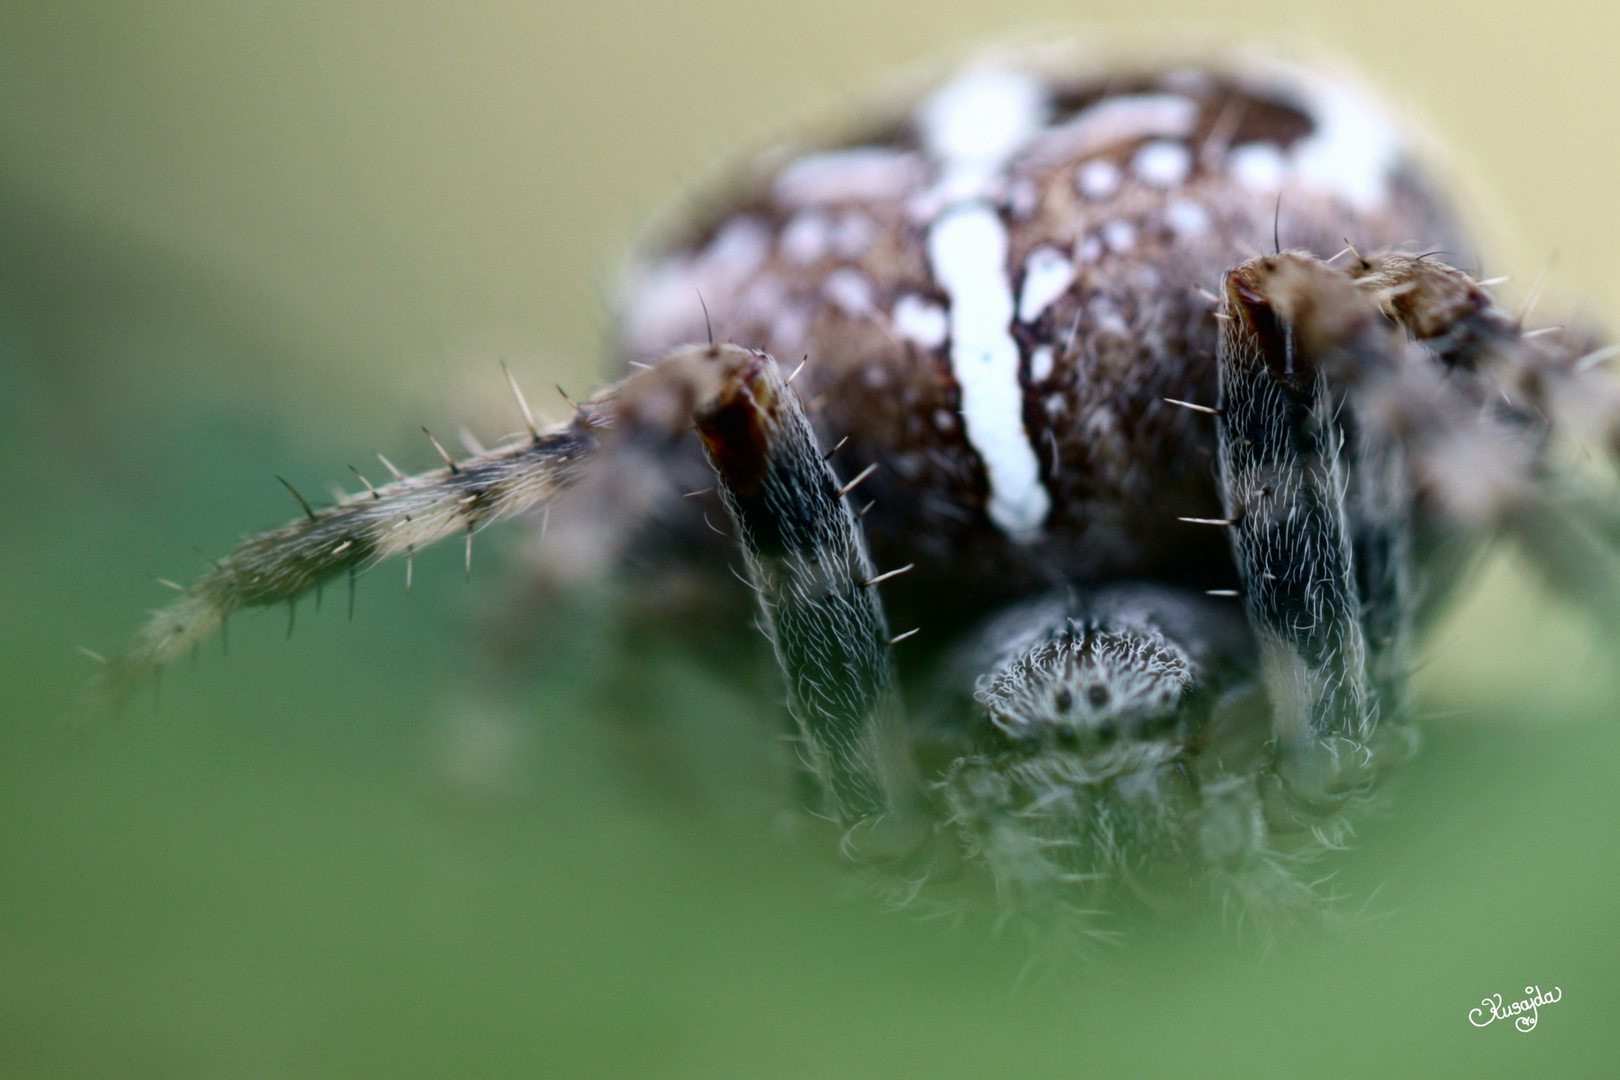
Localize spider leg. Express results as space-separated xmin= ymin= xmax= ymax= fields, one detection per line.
xmin=92 ymin=417 xmax=600 ymax=706
xmin=89 ymin=345 xmax=747 ymax=708
xmin=1218 ymin=248 xmax=1620 ymax=810
xmin=1216 ymin=254 xmax=1416 ymax=805
xmin=693 ymin=347 xmax=920 ymax=844
xmin=1349 ymin=253 xmax=1620 ymax=636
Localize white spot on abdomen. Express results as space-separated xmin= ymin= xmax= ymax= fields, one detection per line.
xmin=927 ymin=203 xmax=1049 ymax=538
xmin=1029 ymin=345 xmax=1055 ymax=383
xmin=705 ymin=217 xmax=772 ymax=277
xmin=780 ymin=211 xmax=831 ymax=265
xmin=822 ymin=268 xmax=874 ymax=316
xmin=1227 ymin=142 xmax=1286 ymax=192
xmin=1075 ymin=159 xmax=1122 ymax=200
xmin=1102 ymin=219 xmax=1136 ymax=253
xmin=1165 ymin=198 xmax=1210 ymax=238
xmin=1017 ymin=246 xmax=1075 ymax=323
xmin=892 ymin=293 xmax=949 ymax=349
xmin=782 ymin=209 xmax=877 ymax=265
xmin=1132 ymin=140 xmax=1192 ymax=188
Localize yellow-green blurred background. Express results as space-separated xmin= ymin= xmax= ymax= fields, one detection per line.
xmin=3 ymin=1 xmax=1618 ymax=1076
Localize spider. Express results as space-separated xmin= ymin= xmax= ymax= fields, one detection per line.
xmin=93 ymin=48 xmax=1620 ymax=927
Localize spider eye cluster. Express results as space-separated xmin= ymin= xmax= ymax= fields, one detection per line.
xmin=974 ymin=624 xmax=1193 ymax=750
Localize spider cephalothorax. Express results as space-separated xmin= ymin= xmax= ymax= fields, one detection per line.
xmin=94 ymin=49 xmax=1620 ymax=929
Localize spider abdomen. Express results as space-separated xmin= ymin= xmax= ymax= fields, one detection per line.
xmin=618 ymin=56 xmax=1466 ymax=601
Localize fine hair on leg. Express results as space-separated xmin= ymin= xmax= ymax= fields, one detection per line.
xmin=694 ymin=347 xmax=921 ymax=849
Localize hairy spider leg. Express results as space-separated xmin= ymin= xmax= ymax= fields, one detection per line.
xmin=694 ymin=348 xmax=921 ymax=848
xmin=87 ymin=345 xmax=756 ymax=710
xmin=1213 ymin=249 xmax=1620 ymax=809
xmin=1216 ymin=255 xmax=1413 ymax=808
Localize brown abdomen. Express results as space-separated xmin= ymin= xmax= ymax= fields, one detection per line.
xmin=616 ymin=56 xmax=1467 ymax=617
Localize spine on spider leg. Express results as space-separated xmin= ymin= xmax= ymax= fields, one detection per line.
xmin=694 ymin=346 xmax=919 ymax=842
xmin=89 ymin=415 xmax=601 ymax=708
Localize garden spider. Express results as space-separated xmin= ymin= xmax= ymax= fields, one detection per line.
xmin=94 ymin=49 xmax=1620 ymax=926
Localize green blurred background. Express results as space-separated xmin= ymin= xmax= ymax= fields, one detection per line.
xmin=3 ymin=1 xmax=1618 ymax=1076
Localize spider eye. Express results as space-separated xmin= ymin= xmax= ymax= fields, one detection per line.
xmin=1054 ymin=688 xmax=1074 ymax=712
xmin=1054 ymin=727 xmax=1080 ymax=749
xmin=1086 ymin=684 xmax=1110 ymax=708
xmin=1096 ymin=720 xmax=1118 ymax=743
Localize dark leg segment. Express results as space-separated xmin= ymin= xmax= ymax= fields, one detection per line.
xmin=1216 ymin=255 xmax=1415 ymax=800
xmin=694 ymin=347 xmax=918 ymax=836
